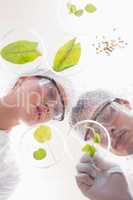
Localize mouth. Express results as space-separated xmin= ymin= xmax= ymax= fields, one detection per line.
xmin=36 ymin=105 xmax=50 ymax=121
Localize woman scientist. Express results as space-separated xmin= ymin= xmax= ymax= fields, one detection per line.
xmin=71 ymin=89 xmax=133 ymax=200
xmin=0 ymin=69 xmax=69 ymax=199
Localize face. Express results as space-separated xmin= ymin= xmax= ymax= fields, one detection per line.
xmin=94 ymin=100 xmax=133 ymax=156
xmin=13 ymin=76 xmax=67 ymax=125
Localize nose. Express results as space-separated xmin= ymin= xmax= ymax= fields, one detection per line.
xmin=107 ymin=126 xmax=117 ymax=137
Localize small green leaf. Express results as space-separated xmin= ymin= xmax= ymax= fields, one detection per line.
xmin=85 ymin=126 xmax=101 ymax=144
xmin=33 ymin=148 xmax=47 ymax=160
xmin=74 ymin=9 xmax=84 ymax=17
xmin=93 ymin=132 xmax=101 ymax=144
xmin=53 ymin=38 xmax=81 ymax=72
xmin=82 ymin=144 xmax=96 ymax=157
xmin=0 ymin=40 xmax=42 ymax=64
xmin=85 ymin=4 xmax=97 ymax=13
xmin=33 ymin=125 xmax=52 ymax=143
xmin=67 ymin=3 xmax=77 ymax=14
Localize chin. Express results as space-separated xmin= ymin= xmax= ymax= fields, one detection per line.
xmin=0 ymin=134 xmax=19 ymax=199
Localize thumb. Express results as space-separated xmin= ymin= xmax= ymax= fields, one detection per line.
xmin=93 ymin=144 xmax=117 ymax=170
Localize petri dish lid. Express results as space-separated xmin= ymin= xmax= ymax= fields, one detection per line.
xmin=0 ymin=27 xmax=48 ymax=76
xmin=18 ymin=122 xmax=66 ymax=169
xmin=65 ymin=119 xmax=111 ymax=165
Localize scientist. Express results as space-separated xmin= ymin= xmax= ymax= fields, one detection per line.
xmin=0 ymin=70 xmax=69 ymax=199
xmin=0 ymin=70 xmax=68 ymax=130
xmin=71 ymin=89 xmax=133 ymax=200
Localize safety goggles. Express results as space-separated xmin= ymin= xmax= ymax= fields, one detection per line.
xmin=84 ymin=98 xmax=121 ymax=141
xmin=37 ymin=75 xmax=65 ymax=121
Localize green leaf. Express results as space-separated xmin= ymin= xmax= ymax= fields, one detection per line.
xmin=33 ymin=125 xmax=52 ymax=143
xmin=85 ymin=4 xmax=97 ymax=13
xmin=0 ymin=40 xmax=42 ymax=64
xmin=74 ymin=9 xmax=84 ymax=17
xmin=82 ymin=144 xmax=96 ymax=157
xmin=53 ymin=38 xmax=81 ymax=72
xmin=93 ymin=132 xmax=101 ymax=144
xmin=33 ymin=148 xmax=47 ymax=160
xmin=85 ymin=126 xmax=101 ymax=144
xmin=67 ymin=3 xmax=77 ymax=14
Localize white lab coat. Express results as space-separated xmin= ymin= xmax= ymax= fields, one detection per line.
xmin=0 ymin=130 xmax=19 ymax=200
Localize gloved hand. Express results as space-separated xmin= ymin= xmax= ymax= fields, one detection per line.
xmin=76 ymin=145 xmax=133 ymax=200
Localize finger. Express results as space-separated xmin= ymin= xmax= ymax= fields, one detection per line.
xmin=80 ymin=153 xmax=94 ymax=164
xmin=76 ymin=173 xmax=94 ymax=186
xmin=93 ymin=144 xmax=117 ymax=170
xmin=76 ymin=163 xmax=96 ymax=179
xmin=76 ymin=174 xmax=94 ymax=195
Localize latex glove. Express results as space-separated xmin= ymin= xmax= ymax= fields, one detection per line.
xmin=76 ymin=145 xmax=133 ymax=200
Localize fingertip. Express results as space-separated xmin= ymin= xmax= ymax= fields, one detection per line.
xmin=80 ymin=153 xmax=93 ymax=163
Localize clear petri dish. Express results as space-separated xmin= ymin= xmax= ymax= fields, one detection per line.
xmin=57 ymin=0 xmax=117 ymax=37
xmin=0 ymin=27 xmax=48 ymax=76
xmin=57 ymin=0 xmax=98 ymax=36
xmin=65 ymin=120 xmax=111 ymax=165
xmin=18 ymin=122 xmax=65 ymax=169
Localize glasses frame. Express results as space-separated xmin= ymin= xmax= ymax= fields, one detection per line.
xmin=84 ymin=98 xmax=118 ymax=141
xmin=36 ymin=75 xmax=65 ymax=121
xmin=91 ymin=98 xmax=118 ymax=121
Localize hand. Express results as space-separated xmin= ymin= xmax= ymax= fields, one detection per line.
xmin=76 ymin=145 xmax=133 ymax=200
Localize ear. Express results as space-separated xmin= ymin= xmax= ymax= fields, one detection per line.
xmin=115 ymin=98 xmax=132 ymax=109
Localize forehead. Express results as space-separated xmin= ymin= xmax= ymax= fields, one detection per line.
xmin=20 ymin=76 xmax=55 ymax=90
xmin=15 ymin=76 xmax=59 ymax=102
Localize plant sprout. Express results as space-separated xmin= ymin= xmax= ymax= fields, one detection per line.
xmin=33 ymin=125 xmax=52 ymax=161
xmin=82 ymin=126 xmax=101 ymax=157
xmin=33 ymin=148 xmax=47 ymax=160
xmin=33 ymin=125 xmax=52 ymax=143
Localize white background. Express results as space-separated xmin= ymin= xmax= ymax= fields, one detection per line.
xmin=0 ymin=0 xmax=133 ymax=200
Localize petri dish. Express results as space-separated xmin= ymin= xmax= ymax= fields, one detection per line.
xmin=57 ymin=0 xmax=100 ymax=36
xmin=18 ymin=122 xmax=65 ymax=169
xmin=0 ymin=27 xmax=48 ymax=76
xmin=57 ymin=0 xmax=117 ymax=37
xmin=65 ymin=120 xmax=111 ymax=165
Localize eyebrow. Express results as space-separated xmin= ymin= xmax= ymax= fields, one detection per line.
xmin=36 ymin=75 xmax=65 ymax=121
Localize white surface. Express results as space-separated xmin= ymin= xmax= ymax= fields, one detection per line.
xmin=0 ymin=0 xmax=133 ymax=200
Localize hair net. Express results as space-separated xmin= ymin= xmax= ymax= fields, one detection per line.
xmin=70 ymin=89 xmax=116 ymax=126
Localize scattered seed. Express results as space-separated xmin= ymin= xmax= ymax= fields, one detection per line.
xmin=92 ymin=31 xmax=127 ymax=56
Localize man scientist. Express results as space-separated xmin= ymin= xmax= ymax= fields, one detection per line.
xmin=71 ymin=89 xmax=133 ymax=200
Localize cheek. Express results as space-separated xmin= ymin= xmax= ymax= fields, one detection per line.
xmin=21 ymin=91 xmax=42 ymax=109
xmin=19 ymin=106 xmax=35 ymax=119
